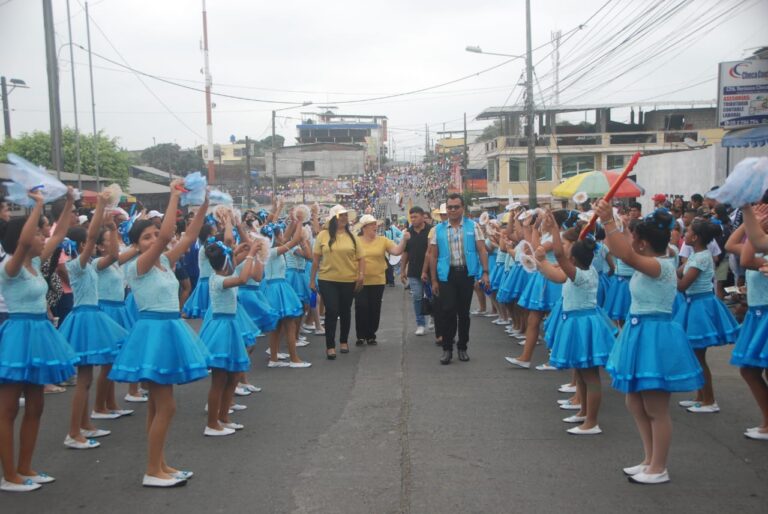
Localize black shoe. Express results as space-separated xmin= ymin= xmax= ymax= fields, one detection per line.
xmin=458 ymin=350 xmax=469 ymax=362
xmin=440 ymin=351 xmax=452 ymax=365
xmin=355 ymin=339 xmax=366 ymax=346
xmin=367 ymin=338 xmax=378 ymax=345
xmin=326 ymin=350 xmax=337 ymax=360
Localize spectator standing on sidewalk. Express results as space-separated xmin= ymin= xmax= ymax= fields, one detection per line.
xmin=399 ymin=207 xmax=431 ymax=336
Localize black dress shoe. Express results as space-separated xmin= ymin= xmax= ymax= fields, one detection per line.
xmin=367 ymin=338 xmax=377 ymax=345
xmin=440 ymin=351 xmax=452 ymax=365
xmin=458 ymin=350 xmax=470 ymax=362
xmin=355 ymin=339 xmax=366 ymax=346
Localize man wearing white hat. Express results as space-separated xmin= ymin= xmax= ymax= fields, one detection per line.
xmin=429 ymin=193 xmax=490 ymax=365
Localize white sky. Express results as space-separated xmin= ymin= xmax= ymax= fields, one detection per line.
xmin=1 ymin=0 xmax=765 ymax=161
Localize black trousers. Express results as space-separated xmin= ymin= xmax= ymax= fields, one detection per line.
xmin=354 ymin=284 xmax=385 ymax=341
xmin=318 ymin=279 xmax=356 ymax=349
xmin=385 ymin=261 xmax=395 ymax=285
xmin=438 ymin=267 xmax=475 ymax=351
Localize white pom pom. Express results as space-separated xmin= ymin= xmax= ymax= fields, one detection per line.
xmin=294 ymin=204 xmax=311 ymax=223
xmin=572 ymin=191 xmax=588 ymax=205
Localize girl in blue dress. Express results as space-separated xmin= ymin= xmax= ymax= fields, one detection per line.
xmin=674 ymin=220 xmax=739 ymax=414
xmin=182 ymin=221 xmax=230 ymax=318
xmin=727 ymin=206 xmax=768 ymax=441
xmin=535 ymin=213 xmax=617 ymax=435
xmin=109 ymin=182 xmax=210 ymax=488
xmin=507 ymin=210 xmax=575 ymax=369
xmin=285 ymin=224 xmax=313 ymax=348
xmin=596 ymin=202 xmax=703 ymax=485
xmin=200 ymin=240 xmax=261 ymax=436
xmin=261 ymin=219 xmax=311 ymax=368
xmin=58 ymin=192 xmax=128 ymax=449
xmin=0 ymin=188 xmax=77 ymax=492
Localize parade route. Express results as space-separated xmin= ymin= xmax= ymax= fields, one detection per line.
xmin=5 ymin=286 xmax=768 ymax=513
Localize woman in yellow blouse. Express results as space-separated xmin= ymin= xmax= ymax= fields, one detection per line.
xmin=310 ymin=205 xmax=365 ymax=359
xmin=355 ymin=215 xmax=409 ymax=346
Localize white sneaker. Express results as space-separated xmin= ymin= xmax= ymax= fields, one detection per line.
xmin=558 ymin=384 xmax=577 ymax=394
xmin=267 ymin=360 xmax=290 ymax=368
xmin=623 ymin=464 xmax=648 ymax=476
xmin=628 ymin=470 xmax=670 ymax=484
xmin=234 ymin=386 xmax=252 ymax=397
xmin=296 ymin=339 xmax=310 ymax=347
xmin=220 ymin=421 xmax=244 ymax=430
xmin=238 ymin=383 xmax=262 ymax=393
xmin=124 ymin=393 xmax=148 ymax=403
xmin=18 ymin=472 xmax=55 ymax=484
xmin=289 ymin=361 xmax=312 ymax=368
xmin=203 ymin=426 xmax=235 ymax=437
xmin=427 ymin=320 xmax=435 ymax=330
xmin=562 ymin=415 xmax=586 ymax=423
xmin=204 ymin=404 xmax=234 ymax=414
xmin=686 ymin=402 xmax=720 ymax=413
xmin=484 ymin=312 xmax=499 ymax=318
xmin=265 ymin=350 xmax=290 ymax=360
xmin=567 ymin=425 xmax=602 ymax=435
xmin=230 ymin=403 xmax=247 ymax=411
xmin=560 ymin=401 xmax=582 ymax=411
xmin=300 ymin=326 xmax=313 ymax=334
xmin=470 ymin=309 xmax=483 ymax=316
xmin=535 ymin=363 xmax=558 ymax=371
xmin=90 ymin=410 xmax=122 ymax=420
xmin=80 ymin=428 xmax=111 ymax=438
xmin=744 ymin=430 xmax=768 ymax=440
xmin=314 ymin=329 xmax=326 ymax=336
xmin=414 ymin=326 xmax=426 ymax=336
xmin=63 ymin=435 xmax=100 ymax=449
xmin=678 ymin=399 xmax=697 ymax=408
xmin=302 ymin=323 xmax=316 ymax=330
xmin=504 ymin=357 xmax=530 ymax=369
xmin=142 ymin=474 xmax=187 ymax=487
xmin=0 ymin=478 xmax=41 ymax=492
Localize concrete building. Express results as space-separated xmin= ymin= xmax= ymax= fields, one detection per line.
xmin=478 ymin=101 xmax=725 ymax=202
xmin=266 ymin=143 xmax=366 ymax=180
xmin=296 ymin=111 xmax=387 ymax=170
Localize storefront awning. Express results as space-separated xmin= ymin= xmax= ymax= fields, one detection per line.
xmin=722 ymin=125 xmax=768 ymax=148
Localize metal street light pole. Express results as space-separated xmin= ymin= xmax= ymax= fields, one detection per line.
xmin=524 ymin=0 xmax=537 ymax=208
xmin=65 ymin=0 xmax=83 ymax=190
xmin=42 ymin=0 xmax=63 ymax=180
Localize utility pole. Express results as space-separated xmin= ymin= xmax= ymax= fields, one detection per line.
xmin=525 ymin=0 xmax=537 ymax=207
xmin=551 ymin=29 xmax=561 ymax=183
xmin=245 ymin=135 xmax=252 ymax=208
xmin=43 ymin=0 xmax=63 ymax=179
xmin=271 ymin=109 xmax=277 ymax=194
xmin=66 ymin=0 xmax=82 ymax=190
xmin=463 ymin=112 xmax=468 ymax=189
xmin=202 ymin=0 xmax=215 ymax=183
xmin=1 ymin=77 xmax=11 ymax=140
xmin=85 ymin=1 xmax=100 ymax=189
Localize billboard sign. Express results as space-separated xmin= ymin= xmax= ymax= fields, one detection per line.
xmin=718 ymin=59 xmax=768 ymax=128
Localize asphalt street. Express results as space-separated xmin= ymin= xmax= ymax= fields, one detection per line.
xmin=4 ymin=286 xmax=767 ymax=513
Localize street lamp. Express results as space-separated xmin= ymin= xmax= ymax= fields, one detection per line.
xmin=1 ymin=76 xmax=29 ymax=140
xmin=464 ymin=46 xmax=523 ymax=59
xmin=271 ymin=101 xmax=312 ymax=197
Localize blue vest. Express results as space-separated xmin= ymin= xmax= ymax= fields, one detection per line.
xmin=435 ymin=218 xmax=481 ymax=281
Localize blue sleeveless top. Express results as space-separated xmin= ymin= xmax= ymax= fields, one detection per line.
xmin=208 ymin=273 xmax=237 ymax=314
xmin=746 ymin=253 xmax=768 ymax=306
xmin=629 ymin=257 xmax=676 ymax=315
xmin=66 ymin=258 xmax=99 ymax=307
xmin=0 ymin=258 xmax=47 ymax=314
xmin=563 ymin=267 xmax=598 ymax=311
xmin=94 ymin=258 xmax=125 ymax=302
xmin=124 ymin=255 xmax=180 ymax=312
xmin=683 ymin=250 xmax=714 ymax=295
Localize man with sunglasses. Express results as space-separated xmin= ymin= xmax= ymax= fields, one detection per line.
xmin=429 ymin=193 xmax=490 ymax=364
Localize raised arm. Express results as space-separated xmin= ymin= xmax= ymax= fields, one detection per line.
xmin=79 ymin=191 xmax=109 ymax=268
xmin=741 ymin=204 xmax=768 ymax=252
xmin=389 ymin=230 xmax=410 ymax=256
xmin=223 ymin=241 xmax=260 ymax=288
xmin=41 ymin=187 xmax=75 ymax=261
xmin=4 ymin=191 xmax=45 ymax=277
xmin=596 ymin=199 xmax=661 ymax=278
xmin=545 ymin=212 xmax=576 ymax=281
xmin=96 ymin=221 xmax=120 ymax=270
xmin=165 ymin=195 xmax=210 ymax=268
xmin=137 ymin=179 xmax=184 ymax=275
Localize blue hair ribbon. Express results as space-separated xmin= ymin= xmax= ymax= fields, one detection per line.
xmin=644 ymin=208 xmax=675 ymax=230
xmin=59 ymin=237 xmax=78 ymax=257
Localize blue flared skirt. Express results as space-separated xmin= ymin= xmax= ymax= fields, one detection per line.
xmin=604 ymin=275 xmax=632 ymax=321
xmin=202 ymin=303 xmax=260 ymax=348
xmin=606 ymin=313 xmax=703 ymax=393
xmin=490 ymin=263 xmax=506 ymax=292
xmin=597 ymin=272 xmax=611 ymax=307
xmin=58 ymin=305 xmax=127 ymax=365
xmin=261 ymin=278 xmax=304 ymax=319
xmin=125 ymin=291 xmax=139 ymax=324
xmin=517 ymin=271 xmax=562 ymax=312
xmin=730 ymin=305 xmax=768 ymax=368
xmin=549 ymin=308 xmax=617 ymax=369
xmin=182 ymin=276 xmax=210 ymax=318
xmin=286 ymin=268 xmax=311 ymax=304
xmin=0 ymin=313 xmax=78 ymax=384
xmin=673 ymin=292 xmax=739 ymax=349
xmin=543 ymin=298 xmax=563 ymax=348
xmin=198 ymin=313 xmax=251 ymax=372
xmin=238 ymin=285 xmax=280 ymax=333
xmin=495 ymin=268 xmax=516 ymax=303
xmin=98 ymin=299 xmax=134 ymax=331
xmin=672 ymin=292 xmax=686 ymax=316
xmin=109 ymin=311 xmax=210 ymax=385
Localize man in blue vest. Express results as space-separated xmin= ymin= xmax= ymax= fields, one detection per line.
xmin=429 ymin=193 xmax=490 ymax=364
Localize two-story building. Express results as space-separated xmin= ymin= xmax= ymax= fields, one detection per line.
xmin=478 ymin=101 xmax=724 ymax=202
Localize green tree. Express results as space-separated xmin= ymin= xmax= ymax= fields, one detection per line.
xmin=140 ymin=143 xmax=204 ymax=173
xmin=477 ymin=120 xmax=502 ymax=142
xmin=0 ymin=128 xmax=130 ymax=187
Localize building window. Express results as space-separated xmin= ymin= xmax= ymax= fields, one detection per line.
xmin=607 ymin=154 xmax=630 ymax=170
xmin=233 ymin=148 xmax=243 ymax=157
xmin=487 ymin=159 xmax=498 ymax=182
xmin=561 ymin=155 xmax=595 ymax=178
xmin=508 ymin=157 xmax=552 ymax=182
xmin=301 ymin=161 xmax=315 ymax=172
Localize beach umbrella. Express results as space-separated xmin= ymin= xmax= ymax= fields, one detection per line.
xmin=551 ymin=170 xmax=644 ymax=199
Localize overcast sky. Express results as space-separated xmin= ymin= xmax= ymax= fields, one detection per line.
xmin=1 ymin=0 xmax=765 ymax=161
